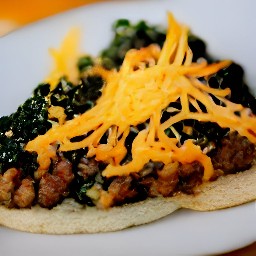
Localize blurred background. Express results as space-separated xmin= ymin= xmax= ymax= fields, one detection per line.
xmin=0 ymin=0 xmax=103 ymax=36
xmin=0 ymin=0 xmax=255 ymax=255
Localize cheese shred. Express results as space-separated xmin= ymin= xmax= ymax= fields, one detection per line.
xmin=25 ymin=13 xmax=256 ymax=181
xmin=45 ymin=28 xmax=81 ymax=90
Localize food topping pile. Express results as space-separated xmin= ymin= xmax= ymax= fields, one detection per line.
xmin=0 ymin=14 xmax=255 ymax=209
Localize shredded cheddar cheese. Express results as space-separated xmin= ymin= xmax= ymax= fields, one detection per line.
xmin=25 ymin=13 xmax=256 ymax=181
xmin=45 ymin=28 xmax=81 ymax=90
xmin=48 ymin=106 xmax=67 ymax=125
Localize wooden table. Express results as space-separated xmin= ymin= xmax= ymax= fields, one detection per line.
xmin=0 ymin=1 xmax=255 ymax=255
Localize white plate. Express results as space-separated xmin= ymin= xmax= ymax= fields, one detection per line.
xmin=0 ymin=0 xmax=255 ymax=255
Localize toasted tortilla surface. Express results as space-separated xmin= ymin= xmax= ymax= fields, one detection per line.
xmin=0 ymin=166 xmax=255 ymax=234
xmin=0 ymin=196 xmax=179 ymax=234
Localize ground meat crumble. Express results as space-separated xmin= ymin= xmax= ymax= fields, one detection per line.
xmin=0 ymin=132 xmax=255 ymax=209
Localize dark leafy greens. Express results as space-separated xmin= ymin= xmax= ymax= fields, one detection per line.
xmin=100 ymin=19 xmax=166 ymax=69
xmin=0 ymin=95 xmax=50 ymax=175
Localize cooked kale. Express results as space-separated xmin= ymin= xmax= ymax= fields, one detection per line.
xmin=0 ymin=95 xmax=50 ymax=174
xmin=11 ymin=96 xmax=51 ymax=143
xmin=100 ymin=19 xmax=208 ymax=69
xmin=49 ymin=78 xmax=74 ymax=119
xmin=209 ymin=63 xmax=256 ymax=113
xmin=77 ymin=55 xmax=94 ymax=72
xmin=72 ymin=75 xmax=103 ymax=113
xmin=0 ymin=116 xmax=12 ymax=137
xmin=187 ymin=34 xmax=209 ymax=62
xmin=100 ymin=19 xmax=166 ymax=69
xmin=0 ymin=73 xmax=105 ymax=174
xmin=0 ymin=136 xmax=22 ymax=172
xmin=49 ymin=76 xmax=104 ymax=119
xmin=0 ymin=95 xmax=51 ymax=144
xmin=75 ymin=177 xmax=95 ymax=205
xmin=33 ymin=83 xmax=50 ymax=97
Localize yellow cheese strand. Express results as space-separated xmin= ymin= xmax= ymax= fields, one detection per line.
xmin=45 ymin=28 xmax=81 ymax=90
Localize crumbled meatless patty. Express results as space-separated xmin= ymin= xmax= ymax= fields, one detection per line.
xmin=38 ymin=173 xmax=67 ymax=207
xmin=13 ymin=178 xmax=35 ymax=208
xmin=38 ymin=159 xmax=74 ymax=208
xmin=211 ymin=132 xmax=256 ymax=174
xmin=4 ymin=133 xmax=254 ymax=208
xmin=52 ymin=158 xmax=74 ymax=184
xmin=138 ymin=161 xmax=203 ymax=197
xmin=139 ymin=163 xmax=179 ymax=197
xmin=108 ymin=176 xmax=138 ymax=204
xmin=77 ymin=158 xmax=99 ymax=179
xmin=106 ymin=161 xmax=203 ymax=206
xmin=0 ymin=168 xmax=20 ymax=205
xmin=104 ymin=133 xmax=256 ymax=205
xmin=177 ymin=161 xmax=204 ymax=194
